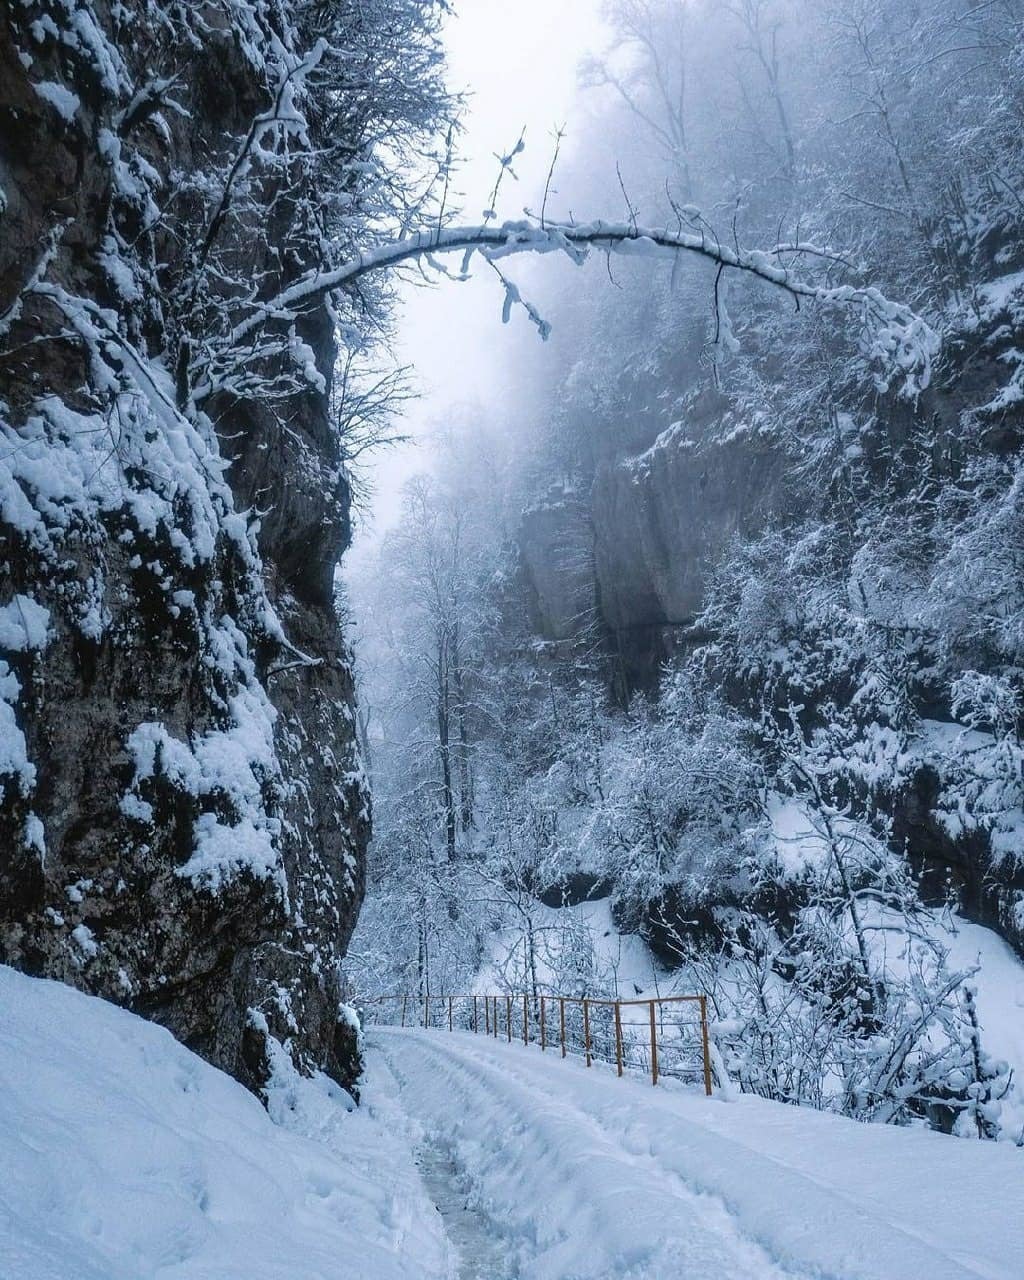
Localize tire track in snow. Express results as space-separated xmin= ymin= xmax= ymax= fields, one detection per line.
xmin=415 ymin=1141 xmax=515 ymax=1280
xmin=372 ymin=1028 xmax=812 ymax=1280
xmin=374 ymin=1036 xmax=512 ymax=1280
xmin=423 ymin=1033 xmax=1014 ymax=1280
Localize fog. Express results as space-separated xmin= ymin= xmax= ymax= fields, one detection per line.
xmin=9 ymin=0 xmax=1024 ymax=1249
xmin=347 ymin=0 xmax=609 ymax=555
xmin=347 ymin=0 xmax=1024 ymax=1147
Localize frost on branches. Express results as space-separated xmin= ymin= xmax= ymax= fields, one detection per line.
xmin=347 ymin=0 xmax=1024 ymax=1144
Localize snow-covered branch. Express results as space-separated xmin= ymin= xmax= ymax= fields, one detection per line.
xmin=208 ymin=218 xmax=938 ymax=402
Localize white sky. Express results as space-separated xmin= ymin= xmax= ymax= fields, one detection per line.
xmin=348 ymin=0 xmax=609 ymax=557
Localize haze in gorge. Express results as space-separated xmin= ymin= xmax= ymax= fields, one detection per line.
xmin=2 ymin=2 xmax=1024 ymax=1277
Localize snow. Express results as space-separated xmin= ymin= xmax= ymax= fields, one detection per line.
xmin=23 ymin=811 xmax=45 ymax=859
xmin=0 ymin=965 xmax=449 ymax=1280
xmin=2 ymin=389 xmax=223 ymax=568
xmin=0 ymin=661 xmax=35 ymax=799
xmin=70 ymin=922 xmax=98 ymax=959
xmin=969 ymin=268 xmax=1024 ymax=322
xmin=940 ymin=913 xmax=1024 ymax=1142
xmin=180 ymin=813 xmax=282 ymax=892
xmin=474 ymin=895 xmax=664 ymax=999
xmin=766 ymin=793 xmax=826 ymax=876
xmin=576 ymin=895 xmax=664 ymax=993
xmin=373 ymin=1026 xmax=1024 ymax=1280
xmin=229 ymin=219 xmax=937 ymax=396
xmin=120 ymin=616 xmax=287 ymax=898
xmin=98 ymin=236 xmax=143 ymax=302
xmin=916 ymin=718 xmax=1024 ymax=863
xmin=0 ymin=594 xmax=51 ymax=650
xmin=3 ymin=962 xmax=1022 ymax=1280
xmin=32 ymin=79 xmax=79 ymax=121
xmin=954 ymin=270 xmax=1024 ymax=415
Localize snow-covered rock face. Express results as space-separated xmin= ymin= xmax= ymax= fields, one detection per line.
xmin=511 ymin=310 xmax=1024 ymax=961
xmin=591 ymin=422 xmax=790 ymax=647
xmin=514 ymin=425 xmax=790 ymax=694
xmin=518 ymin=493 xmax=597 ymax=643
xmin=0 ymin=5 xmax=369 ymax=1092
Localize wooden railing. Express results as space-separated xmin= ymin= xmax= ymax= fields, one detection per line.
xmin=360 ymin=992 xmax=714 ymax=1096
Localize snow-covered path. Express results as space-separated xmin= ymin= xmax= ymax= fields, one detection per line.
xmin=371 ymin=1027 xmax=1024 ymax=1280
xmin=3 ymin=965 xmax=1021 ymax=1280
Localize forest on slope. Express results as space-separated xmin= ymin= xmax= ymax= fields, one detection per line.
xmin=348 ymin=0 xmax=1024 ymax=1142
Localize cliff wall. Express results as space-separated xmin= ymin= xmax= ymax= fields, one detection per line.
xmin=0 ymin=2 xmax=369 ymax=1092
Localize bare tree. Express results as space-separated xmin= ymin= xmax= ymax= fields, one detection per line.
xmin=725 ymin=0 xmax=798 ymax=182
xmin=383 ymin=475 xmax=483 ymax=862
xmin=583 ymin=0 xmax=694 ymax=196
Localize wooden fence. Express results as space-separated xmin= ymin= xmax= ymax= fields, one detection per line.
xmin=360 ymin=992 xmax=714 ymax=1096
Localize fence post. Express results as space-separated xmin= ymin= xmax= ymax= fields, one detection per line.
xmin=400 ymin=988 xmax=709 ymax=1091
xmin=699 ymin=994 xmax=713 ymax=1097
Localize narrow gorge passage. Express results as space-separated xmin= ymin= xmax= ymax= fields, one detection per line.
xmin=3 ymin=2 xmax=1024 ymax=1278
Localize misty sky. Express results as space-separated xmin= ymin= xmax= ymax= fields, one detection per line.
xmin=348 ymin=0 xmax=608 ymax=559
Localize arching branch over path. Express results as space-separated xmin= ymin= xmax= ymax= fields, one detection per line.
xmin=208 ymin=218 xmax=939 ymax=402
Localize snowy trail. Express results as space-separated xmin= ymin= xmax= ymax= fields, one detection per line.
xmin=374 ymin=1029 xmax=806 ymax=1280
xmin=370 ymin=1027 xmax=1024 ymax=1280
xmin=4 ymin=966 xmax=1021 ymax=1280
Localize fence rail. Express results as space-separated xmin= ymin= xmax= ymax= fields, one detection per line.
xmin=360 ymin=991 xmax=714 ymax=1096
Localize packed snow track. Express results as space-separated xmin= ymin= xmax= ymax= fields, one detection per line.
xmin=370 ymin=1027 xmax=1022 ymax=1280
xmin=2 ymin=967 xmax=1020 ymax=1280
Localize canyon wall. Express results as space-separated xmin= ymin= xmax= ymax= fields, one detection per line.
xmin=0 ymin=2 xmax=372 ymax=1093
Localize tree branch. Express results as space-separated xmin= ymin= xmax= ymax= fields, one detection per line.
xmin=192 ymin=216 xmax=936 ymax=406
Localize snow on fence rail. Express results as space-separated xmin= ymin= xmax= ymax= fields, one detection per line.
xmin=360 ymin=993 xmax=714 ymax=1096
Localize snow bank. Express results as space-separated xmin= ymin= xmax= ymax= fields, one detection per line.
xmin=473 ymin=894 xmax=664 ymax=999
xmin=941 ymin=913 xmax=1024 ymax=1140
xmin=0 ymin=966 xmax=449 ymax=1280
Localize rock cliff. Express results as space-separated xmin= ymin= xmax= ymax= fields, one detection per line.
xmin=0 ymin=2 xmax=371 ymax=1093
